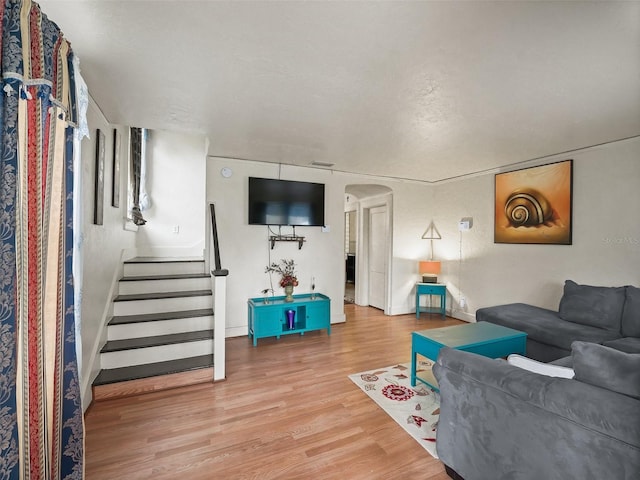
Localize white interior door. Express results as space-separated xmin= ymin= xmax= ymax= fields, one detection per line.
xmin=368 ymin=206 xmax=387 ymax=310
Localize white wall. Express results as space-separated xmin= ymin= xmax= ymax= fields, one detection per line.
xmin=388 ymin=181 xmax=439 ymax=315
xmin=207 ymin=137 xmax=640 ymax=335
xmin=207 ymin=158 xmax=345 ymax=336
xmin=79 ymin=100 xmax=137 ymax=407
xmin=433 ymin=137 xmax=640 ymax=321
xmin=135 ymin=129 xmax=208 ymax=257
xmin=207 ymin=157 xmax=436 ymax=336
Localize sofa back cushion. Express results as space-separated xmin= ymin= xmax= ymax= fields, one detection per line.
xmin=621 ymin=285 xmax=640 ymax=337
xmin=572 ymin=341 xmax=640 ymax=400
xmin=558 ymin=280 xmax=625 ymax=332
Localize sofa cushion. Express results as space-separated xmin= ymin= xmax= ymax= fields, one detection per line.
xmin=476 ymin=303 xmax=620 ymax=352
xmin=549 ymin=355 xmax=573 ymax=368
xmin=507 ymin=354 xmax=574 ymax=378
xmin=572 ymin=341 xmax=640 ymax=400
xmin=602 ymin=336 xmax=640 ymax=354
xmin=621 ymin=285 xmax=640 ymax=337
xmin=558 ymin=280 xmax=625 ymax=332
xmin=435 ymin=348 xmax=640 ymax=454
xmin=434 ymin=348 xmax=640 ymax=480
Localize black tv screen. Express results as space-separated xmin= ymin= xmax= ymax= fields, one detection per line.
xmin=248 ymin=177 xmax=325 ymax=226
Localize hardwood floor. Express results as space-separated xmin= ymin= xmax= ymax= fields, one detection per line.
xmin=85 ymin=304 xmax=462 ymax=479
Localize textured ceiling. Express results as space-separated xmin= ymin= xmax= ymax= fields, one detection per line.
xmin=40 ymin=1 xmax=640 ymax=182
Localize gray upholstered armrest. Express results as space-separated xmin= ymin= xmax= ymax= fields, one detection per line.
xmin=433 ymin=348 xmax=640 ymax=480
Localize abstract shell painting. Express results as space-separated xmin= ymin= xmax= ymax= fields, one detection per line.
xmin=495 ymin=160 xmax=573 ymax=244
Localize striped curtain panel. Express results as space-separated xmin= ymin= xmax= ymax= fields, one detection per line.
xmin=0 ymin=1 xmax=84 ymax=479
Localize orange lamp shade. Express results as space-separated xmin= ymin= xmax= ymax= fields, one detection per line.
xmin=419 ymin=261 xmax=441 ymax=275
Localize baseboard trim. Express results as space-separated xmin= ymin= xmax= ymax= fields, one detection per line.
xmin=449 ymin=310 xmax=476 ymax=323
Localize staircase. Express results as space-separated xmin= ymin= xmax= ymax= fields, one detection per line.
xmin=92 ymin=257 xmax=217 ymax=401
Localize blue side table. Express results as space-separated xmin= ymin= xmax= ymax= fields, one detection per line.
xmin=415 ymin=282 xmax=446 ymax=319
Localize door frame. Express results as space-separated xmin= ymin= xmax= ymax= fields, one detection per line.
xmin=356 ymin=193 xmax=393 ymax=314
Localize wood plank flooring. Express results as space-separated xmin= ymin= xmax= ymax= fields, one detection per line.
xmin=84 ymin=304 xmax=462 ymax=479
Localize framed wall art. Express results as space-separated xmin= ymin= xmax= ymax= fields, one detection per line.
xmin=494 ymin=159 xmax=573 ymax=245
xmin=112 ymin=128 xmax=120 ymax=207
xmin=94 ymin=129 xmax=105 ymax=225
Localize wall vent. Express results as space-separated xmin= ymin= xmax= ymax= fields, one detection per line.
xmin=310 ymin=161 xmax=335 ymax=167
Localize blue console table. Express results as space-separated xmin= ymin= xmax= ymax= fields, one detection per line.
xmin=248 ymin=293 xmax=330 ymax=346
xmin=415 ymin=282 xmax=446 ymax=319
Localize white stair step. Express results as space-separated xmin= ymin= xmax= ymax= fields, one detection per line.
xmin=118 ymin=274 xmax=211 ymax=295
xmin=101 ymin=339 xmax=214 ymax=369
xmin=123 ymin=258 xmax=205 ymax=277
xmin=96 ymin=255 xmax=223 ymax=395
xmin=113 ymin=290 xmax=212 ymax=316
xmin=107 ymin=309 xmax=214 ymax=340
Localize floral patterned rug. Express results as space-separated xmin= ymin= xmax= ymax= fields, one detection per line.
xmin=348 ymin=361 xmax=440 ymax=458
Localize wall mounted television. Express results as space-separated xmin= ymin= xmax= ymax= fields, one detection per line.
xmin=248 ymin=177 xmax=325 ymax=226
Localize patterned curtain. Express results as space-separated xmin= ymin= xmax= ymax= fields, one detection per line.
xmin=129 ymin=127 xmax=146 ymax=225
xmin=0 ymin=1 xmax=84 ymax=479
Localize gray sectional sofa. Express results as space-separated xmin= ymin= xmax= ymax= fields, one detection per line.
xmin=433 ymin=344 xmax=640 ymax=480
xmin=432 ymin=281 xmax=640 ymax=479
xmin=476 ymin=280 xmax=640 ymax=362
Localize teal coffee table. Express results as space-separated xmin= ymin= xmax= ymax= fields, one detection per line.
xmin=411 ymin=322 xmax=526 ymax=391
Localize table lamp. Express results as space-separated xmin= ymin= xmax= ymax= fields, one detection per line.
xmin=419 ymin=260 xmax=441 ymax=283
xmin=420 ymin=220 xmax=442 ymax=283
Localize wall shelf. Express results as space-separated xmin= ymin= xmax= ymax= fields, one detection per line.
xmin=269 ymin=235 xmax=305 ymax=249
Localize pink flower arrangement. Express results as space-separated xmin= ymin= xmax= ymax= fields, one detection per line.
xmin=265 ymin=259 xmax=299 ymax=288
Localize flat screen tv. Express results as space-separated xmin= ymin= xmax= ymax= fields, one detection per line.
xmin=248 ymin=177 xmax=325 ymax=226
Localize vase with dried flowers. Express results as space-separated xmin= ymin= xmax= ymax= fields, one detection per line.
xmin=265 ymin=259 xmax=299 ymax=302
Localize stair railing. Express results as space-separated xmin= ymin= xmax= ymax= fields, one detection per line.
xmin=210 ymin=203 xmax=228 ymax=381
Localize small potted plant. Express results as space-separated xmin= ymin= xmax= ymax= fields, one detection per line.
xmin=265 ymin=259 xmax=299 ymax=302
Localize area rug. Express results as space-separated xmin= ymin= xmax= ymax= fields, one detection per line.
xmin=348 ymin=361 xmax=440 ymax=458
